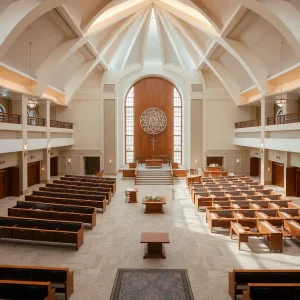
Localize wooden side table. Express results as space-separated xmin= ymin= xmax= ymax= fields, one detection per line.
xmin=125 ymin=188 xmax=138 ymax=203
xmin=140 ymin=232 xmax=170 ymax=259
xmin=142 ymin=197 xmax=166 ymax=213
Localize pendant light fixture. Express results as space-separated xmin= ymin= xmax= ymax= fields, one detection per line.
xmin=276 ymin=41 xmax=286 ymax=108
xmin=27 ymin=42 xmax=38 ymax=108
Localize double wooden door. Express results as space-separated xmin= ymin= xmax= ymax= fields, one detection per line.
xmin=27 ymin=162 xmax=40 ymax=188
xmin=0 ymin=167 xmax=20 ymax=200
xmin=50 ymin=157 xmax=58 ymax=177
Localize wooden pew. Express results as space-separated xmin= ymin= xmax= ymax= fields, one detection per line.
xmin=8 ymin=201 xmax=97 ymax=229
xmin=43 ymin=185 xmax=111 ymax=203
xmin=0 ymin=216 xmax=84 ymax=250
xmin=0 ymin=280 xmax=56 ymax=300
xmin=229 ymin=269 xmax=300 ymax=300
xmin=283 ymin=219 xmax=300 ymax=240
xmin=0 ymin=264 xmax=73 ymax=300
xmin=59 ymin=177 xmax=116 ymax=193
xmin=25 ymin=195 xmax=106 ymax=212
xmin=242 ymin=283 xmax=300 ymax=300
xmin=33 ymin=190 xmax=108 ymax=205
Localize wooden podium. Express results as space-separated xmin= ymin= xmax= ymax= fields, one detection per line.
xmin=141 ymin=232 xmax=170 ymax=259
xmin=125 ymin=188 xmax=138 ymax=203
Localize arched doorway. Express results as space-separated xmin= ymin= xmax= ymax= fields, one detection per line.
xmin=124 ymin=77 xmax=182 ymax=164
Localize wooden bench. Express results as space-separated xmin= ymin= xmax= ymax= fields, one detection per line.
xmin=229 ymin=269 xmax=300 ymax=300
xmin=8 ymin=201 xmax=97 ymax=229
xmin=33 ymin=190 xmax=108 ymax=205
xmin=242 ymin=283 xmax=300 ymax=300
xmin=43 ymin=185 xmax=111 ymax=203
xmin=0 ymin=264 xmax=73 ymax=300
xmin=0 ymin=216 xmax=84 ymax=250
xmin=25 ymin=195 xmax=106 ymax=212
xmin=59 ymin=177 xmax=116 ymax=193
xmin=0 ymin=280 xmax=56 ymax=300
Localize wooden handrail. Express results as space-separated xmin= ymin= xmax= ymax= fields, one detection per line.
xmin=27 ymin=116 xmax=46 ymax=126
xmin=0 ymin=112 xmax=21 ymax=124
xmin=235 ymin=119 xmax=261 ymax=128
xmin=50 ymin=119 xmax=73 ymax=129
xmin=267 ymin=112 xmax=300 ymax=125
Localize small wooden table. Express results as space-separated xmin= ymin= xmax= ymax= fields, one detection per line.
xmin=140 ymin=232 xmax=170 ymax=259
xmin=142 ymin=197 xmax=166 ymax=214
xmin=125 ymin=188 xmax=138 ymax=203
xmin=145 ymin=159 xmax=163 ymax=168
xmin=186 ymin=175 xmax=201 ymax=186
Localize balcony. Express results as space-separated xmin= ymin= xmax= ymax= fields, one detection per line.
xmin=0 ymin=112 xmax=21 ymax=124
xmin=235 ymin=119 xmax=261 ymax=128
xmin=267 ymin=112 xmax=300 ymax=125
xmin=50 ymin=120 xmax=73 ymax=129
xmin=27 ymin=116 xmax=46 ymax=127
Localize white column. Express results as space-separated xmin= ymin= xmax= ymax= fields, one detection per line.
xmin=17 ymin=95 xmax=28 ymax=194
xmin=202 ymin=98 xmax=207 ymax=169
xmin=40 ymin=101 xmax=51 ymax=182
xmin=260 ymin=97 xmax=265 ymax=185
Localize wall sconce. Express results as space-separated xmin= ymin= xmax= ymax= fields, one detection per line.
xmin=68 ymin=158 xmax=71 ymax=164
xmin=41 ymin=167 xmax=44 ymax=173
xmin=195 ymin=160 xmax=198 ymax=164
xmin=24 ymin=145 xmax=28 ymax=158
xmin=260 ymin=143 xmax=264 ymax=154
xmin=109 ymin=159 xmax=112 ymax=164
xmin=267 ymin=167 xmax=271 ymax=172
xmin=47 ymin=143 xmax=51 ymax=154
xmin=236 ymin=158 xmax=240 ymax=164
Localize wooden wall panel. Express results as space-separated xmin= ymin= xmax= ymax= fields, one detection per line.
xmin=134 ymin=78 xmax=174 ymax=160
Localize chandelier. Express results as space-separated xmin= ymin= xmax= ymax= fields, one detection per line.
xmin=27 ymin=42 xmax=38 ymax=108
xmin=276 ymin=41 xmax=286 ymax=108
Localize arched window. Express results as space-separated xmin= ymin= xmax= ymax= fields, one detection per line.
xmin=0 ymin=104 xmax=6 ymax=113
xmin=27 ymin=110 xmax=38 ymax=126
xmin=173 ymin=88 xmax=182 ymax=164
xmin=125 ymin=87 xmax=134 ymax=163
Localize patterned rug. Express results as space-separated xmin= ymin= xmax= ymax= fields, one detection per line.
xmin=110 ymin=269 xmax=194 ymax=300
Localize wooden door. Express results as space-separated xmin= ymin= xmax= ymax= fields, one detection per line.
xmin=272 ymin=162 xmax=284 ymax=187
xmin=10 ymin=166 xmax=20 ymax=197
xmin=50 ymin=157 xmax=58 ymax=177
xmin=296 ymin=168 xmax=300 ymax=197
xmin=250 ymin=157 xmax=260 ymax=177
xmin=27 ymin=162 xmax=40 ymax=188
xmin=0 ymin=168 xmax=10 ymax=200
xmin=286 ymin=167 xmax=296 ymax=196
xmin=84 ymin=157 xmax=100 ymax=175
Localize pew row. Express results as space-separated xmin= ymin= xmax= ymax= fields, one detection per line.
xmin=0 ymin=264 xmax=73 ymax=300
xmin=8 ymin=201 xmax=97 ymax=229
xmin=0 ymin=280 xmax=56 ymax=300
xmin=0 ymin=216 xmax=84 ymax=250
xmin=25 ymin=195 xmax=106 ymax=212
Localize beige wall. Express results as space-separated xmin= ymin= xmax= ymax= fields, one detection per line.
xmin=250 ymin=148 xmax=261 ymax=158
xmin=0 ymin=152 xmax=18 ymax=169
xmin=104 ymin=99 xmax=116 ymax=174
xmin=56 ymin=100 xmax=101 ymax=149
xmin=268 ymin=150 xmax=286 ymax=164
xmin=206 ymin=99 xmax=251 ymax=150
xmin=191 ymin=99 xmax=203 ymax=169
xmin=290 ymin=152 xmax=300 ymax=168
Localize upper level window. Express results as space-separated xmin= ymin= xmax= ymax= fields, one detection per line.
xmin=125 ymin=87 xmax=134 ymax=163
xmin=27 ymin=110 xmax=38 ymax=126
xmin=173 ymin=88 xmax=182 ymax=164
xmin=0 ymin=105 xmax=6 ymax=113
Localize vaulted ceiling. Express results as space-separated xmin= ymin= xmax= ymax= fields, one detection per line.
xmin=0 ymin=0 xmax=300 ymax=105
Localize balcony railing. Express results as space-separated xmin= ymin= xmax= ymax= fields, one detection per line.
xmin=50 ymin=120 xmax=73 ymax=129
xmin=235 ymin=119 xmax=261 ymax=128
xmin=27 ymin=116 xmax=46 ymax=127
xmin=0 ymin=112 xmax=21 ymax=124
xmin=267 ymin=112 xmax=300 ymax=125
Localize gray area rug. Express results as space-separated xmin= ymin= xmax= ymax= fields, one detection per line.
xmin=110 ymin=269 xmax=194 ymax=300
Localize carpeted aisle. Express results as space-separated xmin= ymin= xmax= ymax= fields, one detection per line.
xmin=110 ymin=268 xmax=194 ymax=300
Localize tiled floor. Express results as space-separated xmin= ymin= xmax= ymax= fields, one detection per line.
xmin=0 ymin=176 xmax=300 ymax=300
